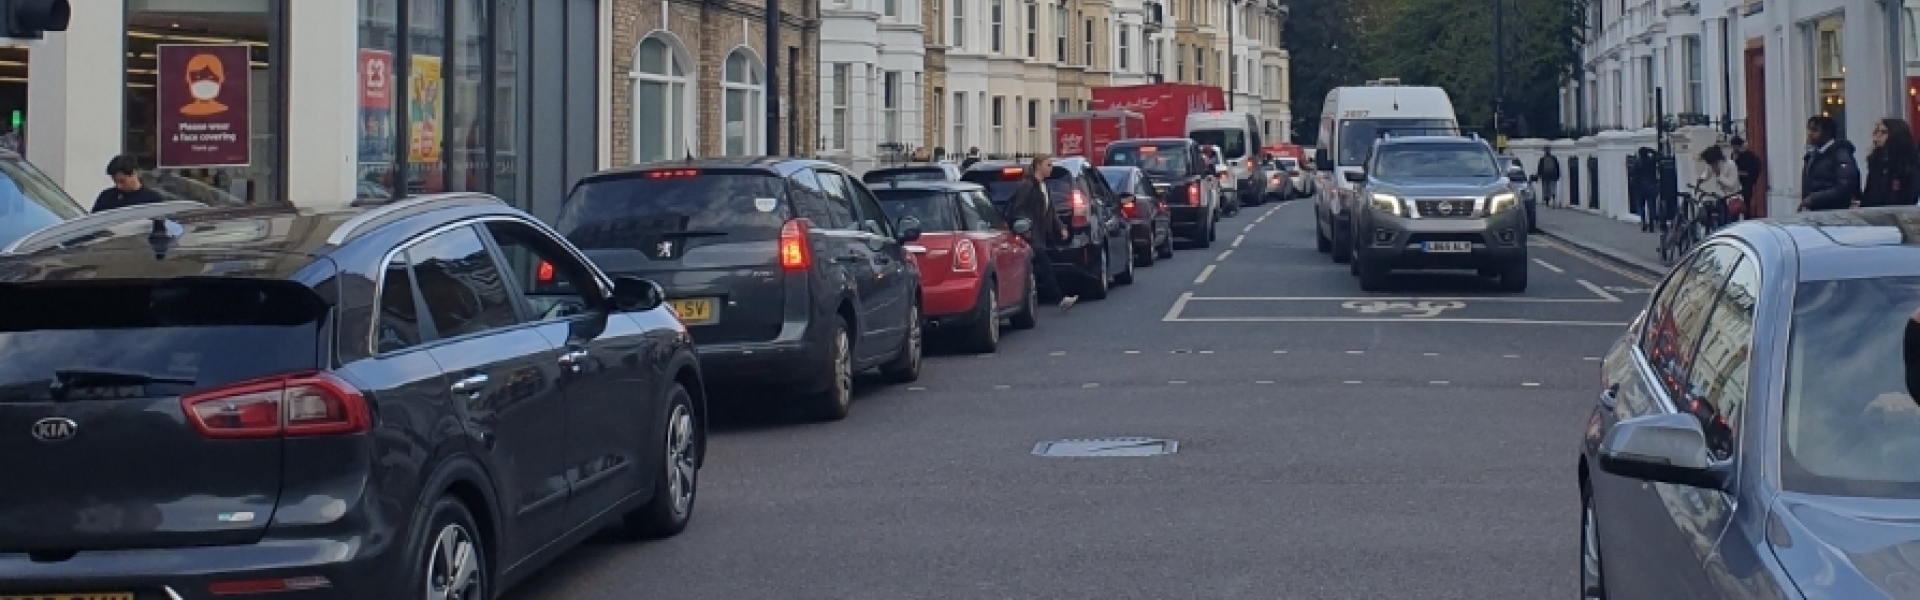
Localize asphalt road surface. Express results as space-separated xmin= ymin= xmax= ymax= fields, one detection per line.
xmin=505 ymin=199 xmax=1657 ymax=599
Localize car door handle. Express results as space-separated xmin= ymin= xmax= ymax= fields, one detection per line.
xmin=450 ymin=373 xmax=490 ymax=394
xmin=559 ymin=349 xmax=589 ymax=364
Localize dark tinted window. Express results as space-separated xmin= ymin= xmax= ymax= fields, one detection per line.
xmin=1372 ymin=144 xmax=1501 ymax=179
xmin=0 ymin=278 xmax=325 ymax=399
xmin=847 ymin=181 xmax=896 ymax=236
xmin=1189 ymin=129 xmax=1247 ymax=158
xmin=965 ymin=191 xmax=1009 ymax=229
xmin=788 ymin=169 xmax=841 ymax=227
xmin=1104 ymin=146 xmax=1189 ymax=179
xmin=404 ymin=226 xmax=520 ymax=340
xmin=873 ymin=190 xmax=960 ymax=231
xmin=863 ymin=167 xmax=949 ymax=185
xmin=558 ymin=171 xmax=790 ymax=248
xmin=813 ymin=170 xmax=860 ymax=229
xmin=1642 ymin=244 xmax=1739 ymax=403
xmin=963 ymin=167 xmax=1071 ymax=209
xmin=0 ymin=158 xmax=85 ymax=247
xmin=1337 ymin=119 xmax=1458 ymax=165
xmin=378 ymin=257 xmax=425 ymax=352
xmin=483 ymin=221 xmax=599 ymax=321
xmin=1783 ymin=276 xmax=1920 ymax=498
xmin=1683 ymin=256 xmax=1755 ymax=463
xmin=1097 ymin=168 xmax=1131 ymax=192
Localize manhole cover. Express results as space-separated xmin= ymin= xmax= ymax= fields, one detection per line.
xmin=1032 ymin=438 xmax=1179 ymax=457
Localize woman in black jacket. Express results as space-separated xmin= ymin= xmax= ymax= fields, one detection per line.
xmin=1861 ymin=118 xmax=1920 ymax=207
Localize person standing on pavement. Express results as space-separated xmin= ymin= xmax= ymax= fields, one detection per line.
xmin=960 ymin=147 xmax=982 ymax=170
xmin=1730 ymin=136 xmax=1764 ymax=209
xmin=1010 ymin=154 xmax=1076 ymax=310
xmin=93 ymin=155 xmax=165 ymax=212
xmin=1535 ymin=148 xmax=1561 ymax=208
xmin=1799 ymin=115 xmax=1861 ymax=212
xmin=1695 ymin=146 xmax=1742 ymax=222
xmin=1860 ymin=118 xmax=1919 ymax=207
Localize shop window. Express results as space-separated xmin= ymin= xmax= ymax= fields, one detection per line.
xmin=494 ymin=0 xmax=522 ymax=204
xmin=720 ymin=49 xmax=763 ymax=156
xmin=448 ymin=0 xmax=487 ymax=192
xmin=125 ymin=0 xmax=282 ymax=206
xmin=359 ymin=0 xmax=400 ymax=202
xmin=1902 ymin=1 xmax=1920 ymax=127
xmin=407 ymin=0 xmax=447 ymax=194
xmin=1808 ymin=15 xmax=1846 ymax=136
xmin=633 ymin=36 xmax=691 ymax=162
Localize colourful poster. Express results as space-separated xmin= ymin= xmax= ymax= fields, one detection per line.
xmin=358 ymin=49 xmax=395 ymax=164
xmin=407 ymin=55 xmax=443 ymax=164
xmin=156 ymin=44 xmax=251 ymax=168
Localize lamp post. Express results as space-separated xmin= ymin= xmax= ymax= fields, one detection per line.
xmin=1491 ymin=0 xmax=1503 ymax=142
xmin=1226 ymin=0 xmax=1235 ymax=110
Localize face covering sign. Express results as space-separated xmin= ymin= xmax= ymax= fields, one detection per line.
xmin=157 ymin=44 xmax=252 ymax=169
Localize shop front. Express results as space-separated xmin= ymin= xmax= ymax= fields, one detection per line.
xmin=26 ymin=0 xmax=600 ymax=219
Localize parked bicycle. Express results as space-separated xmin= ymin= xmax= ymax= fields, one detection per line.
xmin=1659 ymin=180 xmax=1733 ymax=265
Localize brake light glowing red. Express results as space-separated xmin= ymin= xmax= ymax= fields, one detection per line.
xmin=1000 ymin=167 xmax=1025 ymax=180
xmin=535 ymin=260 xmax=555 ymax=284
xmin=952 ymin=239 xmax=978 ymax=272
xmin=182 ymin=372 xmax=369 ymax=439
xmin=1120 ymin=199 xmax=1138 ymax=220
xmin=644 ymin=169 xmax=699 ymax=179
xmin=779 ymin=219 xmax=810 ymax=269
xmin=208 ymin=576 xmax=332 ymax=595
xmin=1069 ymin=189 xmax=1089 ymax=228
xmin=1186 ymin=184 xmax=1200 ymax=206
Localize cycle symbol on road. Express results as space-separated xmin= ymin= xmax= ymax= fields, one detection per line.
xmin=1341 ymin=300 xmax=1466 ymax=318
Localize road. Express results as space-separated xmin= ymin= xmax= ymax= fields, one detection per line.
xmin=504 ymin=198 xmax=1656 ymax=599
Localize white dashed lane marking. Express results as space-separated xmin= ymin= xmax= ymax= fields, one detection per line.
xmin=1231 ymin=235 xmax=1245 ymax=248
xmin=1216 ymin=250 xmax=1233 ymax=261
xmin=1194 ymin=265 xmax=1217 ymax=284
xmin=1531 ymin=258 xmax=1565 ymax=273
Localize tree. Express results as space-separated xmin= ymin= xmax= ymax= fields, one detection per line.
xmin=1283 ymin=0 xmax=1361 ymax=144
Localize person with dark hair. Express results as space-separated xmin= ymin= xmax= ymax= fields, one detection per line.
xmin=93 ymin=155 xmax=164 ymax=212
xmin=1799 ymin=115 xmax=1860 ymax=211
xmin=1696 ymin=145 xmax=1742 ymax=222
xmin=1633 ymin=147 xmax=1661 ymax=231
xmin=1729 ymin=136 xmax=1763 ymax=207
xmin=1861 ymin=118 xmax=1920 ymax=207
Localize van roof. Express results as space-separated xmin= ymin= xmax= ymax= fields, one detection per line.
xmin=1324 ymin=85 xmax=1454 ymax=115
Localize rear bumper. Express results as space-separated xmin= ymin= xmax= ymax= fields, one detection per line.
xmin=0 ymin=536 xmax=393 ymax=599
xmin=695 ymin=321 xmax=828 ymax=386
xmin=921 ymin=277 xmax=984 ymax=319
xmin=1045 ymin=244 xmax=1103 ymax=280
xmin=1167 ymin=206 xmax=1208 ymax=231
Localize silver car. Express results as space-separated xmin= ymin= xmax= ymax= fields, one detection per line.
xmin=1341 ymin=136 xmax=1531 ymax=292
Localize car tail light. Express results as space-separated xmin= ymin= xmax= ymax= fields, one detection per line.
xmin=1000 ymin=167 xmax=1025 ymax=180
xmin=779 ymin=219 xmax=810 ymax=270
xmin=644 ymin=169 xmax=700 ymax=179
xmin=1290 ymin=169 xmax=1301 ymax=177
xmin=209 ymin=576 xmax=332 ymax=595
xmin=182 ymin=372 xmax=370 ymax=439
xmin=535 ymin=260 xmax=555 ymax=285
xmin=951 ymin=239 xmax=978 ymax=272
xmin=1120 ymin=199 xmax=1138 ymax=220
xmin=1069 ymin=189 xmax=1089 ymax=228
xmin=1186 ymin=184 xmax=1200 ymax=206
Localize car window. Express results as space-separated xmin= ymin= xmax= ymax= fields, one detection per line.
xmin=1336 ymin=119 xmax=1459 ymax=165
xmin=377 ymin=256 xmax=427 ymax=352
xmin=557 ymin=170 xmax=790 ymax=249
xmin=872 ymin=189 xmax=960 ymax=232
xmin=966 ymin=191 xmax=1010 ymax=229
xmin=0 ymin=157 xmax=85 ymax=246
xmin=483 ymin=221 xmax=600 ymax=321
xmin=403 ymin=226 xmax=521 ymax=340
xmin=1783 ymin=275 xmax=1920 ymax=498
xmin=1189 ymin=129 xmax=1248 ymax=159
xmin=1642 ymin=244 xmax=1741 ymax=405
xmin=813 ymin=170 xmax=860 ymax=230
xmin=953 ymin=191 xmax=995 ymax=231
xmin=846 ymin=179 xmax=897 ymax=237
xmin=863 ymin=167 xmax=948 ymax=185
xmin=788 ymin=169 xmax=845 ymax=228
xmin=1372 ymin=144 xmax=1500 ymax=179
xmin=1681 ymin=255 xmax=1757 ymax=463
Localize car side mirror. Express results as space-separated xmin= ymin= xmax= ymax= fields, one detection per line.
xmin=1314 ymin=148 xmax=1333 ymax=171
xmin=1012 ymin=218 xmax=1033 ymax=234
xmin=1343 ymin=170 xmax=1368 ymax=183
xmin=1597 ymin=412 xmax=1731 ymax=491
xmin=609 ymin=276 xmax=665 ymax=313
xmin=895 ymin=216 xmax=923 ymax=242
xmin=1509 ymin=172 xmax=1528 ymax=183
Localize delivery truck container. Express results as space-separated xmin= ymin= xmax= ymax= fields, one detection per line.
xmin=1051 ymin=110 xmax=1146 ymax=166
xmin=1089 ymin=83 xmax=1226 ymax=138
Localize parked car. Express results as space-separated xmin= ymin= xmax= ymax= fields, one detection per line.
xmin=960 ymin=158 xmax=1134 ymax=300
xmin=0 ymin=194 xmax=705 ymax=599
xmin=0 ymin=150 xmax=87 ymax=249
xmin=862 ymin=162 xmax=962 ymax=185
xmin=1578 ymin=208 xmax=1920 ymax=599
xmin=557 ymin=158 xmax=925 ymax=421
xmin=1102 ymin=137 xmax=1222 ymax=248
xmin=1096 ymin=165 xmax=1177 ymax=266
xmin=871 ymin=180 xmax=1038 ymax=352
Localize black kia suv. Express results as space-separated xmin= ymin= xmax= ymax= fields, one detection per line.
xmin=1102 ymin=138 xmax=1222 ymax=248
xmin=960 ymin=158 xmax=1134 ymax=300
xmin=558 ymin=158 xmax=926 ymax=421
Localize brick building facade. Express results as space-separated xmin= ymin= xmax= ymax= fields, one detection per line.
xmin=921 ymin=0 xmax=947 ymax=155
xmin=609 ymin=0 xmax=819 ymax=165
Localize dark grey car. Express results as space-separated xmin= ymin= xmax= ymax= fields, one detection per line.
xmin=0 ymin=195 xmax=705 ymax=599
xmin=1343 ymin=137 xmax=1531 ymax=292
xmin=0 ymin=150 xmax=86 ymax=248
xmin=1579 ymin=208 xmax=1920 ymax=600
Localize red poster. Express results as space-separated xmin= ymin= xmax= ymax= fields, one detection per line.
xmin=157 ymin=44 xmax=251 ymax=168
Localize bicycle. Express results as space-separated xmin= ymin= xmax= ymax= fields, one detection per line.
xmin=1658 ymin=181 xmax=1729 ymax=266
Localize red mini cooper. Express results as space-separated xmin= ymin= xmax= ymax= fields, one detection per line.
xmin=871 ymin=181 xmax=1039 ymax=353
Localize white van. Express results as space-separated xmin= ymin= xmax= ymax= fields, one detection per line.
xmin=1186 ymin=111 xmax=1263 ymax=210
xmin=1311 ymin=80 xmax=1458 ymax=262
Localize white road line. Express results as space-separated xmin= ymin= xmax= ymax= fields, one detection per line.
xmin=1125 ymin=350 xmax=1141 ymax=354
xmin=1578 ymin=279 xmax=1623 ymax=303
xmin=1503 ymin=354 xmax=1520 ymax=359
xmin=1231 ymin=235 xmax=1245 ymax=247
xmin=1082 ymin=383 xmax=1100 ymax=388
xmin=1430 ymin=381 xmax=1449 ymax=385
xmin=1166 ymin=317 xmax=1628 ymax=326
xmin=1256 ymin=380 xmax=1275 ymax=384
xmin=1531 ymin=258 xmax=1565 ymax=273
xmin=1423 ymin=352 xmax=1439 ymax=356
xmin=1216 ymin=250 xmax=1234 ymax=261
xmin=1170 ymin=380 xmax=1189 ymax=385
xmin=1199 ymin=350 xmax=1215 ymax=354
xmin=1583 ymin=356 xmax=1601 ymax=361
xmin=1194 ymin=264 xmax=1217 ymax=284
xmin=1273 ymin=349 xmax=1288 ymax=354
xmin=1243 ymin=224 xmax=1257 ymax=233
xmin=1182 ymin=295 xmax=1612 ymax=304
xmin=1522 ymin=382 xmax=1542 ymax=387
xmin=1162 ymin=291 xmax=1194 ymax=321
xmin=1534 ymin=238 xmax=1658 ymax=285
xmin=1346 ymin=350 xmax=1365 ymax=354
xmin=908 ymin=386 xmax=925 ymax=391
xmin=1344 ymin=380 xmax=1363 ymax=384
xmin=994 ymin=384 xmax=1011 ymax=389
xmin=1050 ymin=351 xmax=1067 ymax=356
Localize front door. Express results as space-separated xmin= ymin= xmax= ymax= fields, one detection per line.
xmin=1743 ymin=45 xmax=1768 ymax=218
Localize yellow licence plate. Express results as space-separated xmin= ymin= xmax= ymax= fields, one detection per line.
xmin=1 ymin=595 xmax=134 ymax=600
xmin=667 ymin=298 xmax=716 ymax=324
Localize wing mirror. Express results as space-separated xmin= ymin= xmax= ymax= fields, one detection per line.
xmin=1012 ymin=218 xmax=1033 ymax=235
xmin=1343 ymin=169 xmax=1368 ymax=183
xmin=895 ymin=216 xmax=923 ymax=242
xmin=609 ymin=276 xmax=665 ymax=313
xmin=1597 ymin=412 xmax=1732 ymax=491
xmin=1507 ymin=166 xmax=1527 ymax=182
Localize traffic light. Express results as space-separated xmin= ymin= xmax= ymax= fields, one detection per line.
xmin=0 ymin=0 xmax=70 ymax=40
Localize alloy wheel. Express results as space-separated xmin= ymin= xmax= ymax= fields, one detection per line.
xmin=831 ymin=329 xmax=852 ymax=408
xmin=985 ymin=288 xmax=1000 ymax=344
xmin=1581 ymin=502 xmax=1604 ymax=599
xmin=426 ymin=523 xmax=481 ymax=600
xmin=665 ymin=403 xmax=697 ymax=517
xmin=905 ymin=304 xmax=922 ymax=371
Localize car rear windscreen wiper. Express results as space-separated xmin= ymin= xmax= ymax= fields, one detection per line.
xmin=54 ymin=368 xmax=197 ymax=388
xmin=656 ymin=230 xmax=728 ymax=238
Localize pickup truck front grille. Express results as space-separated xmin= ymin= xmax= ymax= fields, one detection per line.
xmin=1413 ymin=198 xmax=1478 ymax=218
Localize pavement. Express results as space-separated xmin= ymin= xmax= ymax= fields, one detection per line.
xmin=1533 ymin=201 xmax=1668 ymax=279
xmin=503 ymin=199 xmax=1656 ymax=600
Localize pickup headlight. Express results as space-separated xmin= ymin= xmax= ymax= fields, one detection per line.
xmin=1486 ymin=192 xmax=1518 ymax=214
xmin=1369 ymin=193 xmax=1405 ymax=216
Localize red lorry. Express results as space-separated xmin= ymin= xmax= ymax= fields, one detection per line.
xmin=1089 ymin=83 xmax=1227 ymax=139
xmin=1051 ymin=110 xmax=1146 ymax=166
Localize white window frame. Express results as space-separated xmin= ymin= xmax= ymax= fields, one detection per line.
xmin=1083 ymin=18 xmax=1093 ymax=66
xmin=1056 ymin=5 xmax=1068 ymax=62
xmin=630 ymin=35 xmax=694 ymax=163
xmin=1684 ymin=36 xmax=1703 ymax=115
xmin=951 ymin=0 xmax=966 ymax=48
xmin=991 ymin=0 xmax=1005 ymax=54
xmin=1118 ymin=26 xmax=1131 ymax=71
xmin=884 ymin=0 xmax=898 ymax=18
xmin=991 ymin=96 xmax=1006 ymax=153
xmin=831 ymin=64 xmax=851 ymax=150
xmin=952 ymin=92 xmax=967 ymax=151
xmin=1026 ymin=3 xmax=1038 ymax=59
xmin=720 ymin=49 xmax=765 ymax=156
xmin=882 ymin=71 xmax=901 ymax=144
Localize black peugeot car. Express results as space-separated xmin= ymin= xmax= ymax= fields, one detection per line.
xmin=0 ymin=195 xmax=706 ymax=599
xmin=960 ymin=158 xmax=1133 ymax=300
xmin=558 ymin=158 xmax=926 ymax=421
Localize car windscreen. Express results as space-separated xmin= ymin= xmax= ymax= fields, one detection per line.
xmin=872 ymin=190 xmax=960 ymax=232
xmin=1782 ymin=276 xmax=1920 ymax=499
xmin=961 ymin=168 xmax=1072 ymax=208
xmin=864 ymin=168 xmax=949 ymax=185
xmin=1189 ymin=129 xmax=1248 ymax=159
xmin=1371 ymin=144 xmax=1499 ymax=179
xmin=1096 ymin=168 xmax=1132 ymax=192
xmin=557 ymin=171 xmax=789 ymax=250
xmin=0 ymin=158 xmax=85 ymax=248
xmin=1278 ymin=159 xmax=1300 ymax=170
xmin=0 ymin=278 xmax=326 ymax=401
xmin=1104 ymin=146 xmax=1188 ymax=180
xmin=1338 ymin=119 xmax=1459 ymax=165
